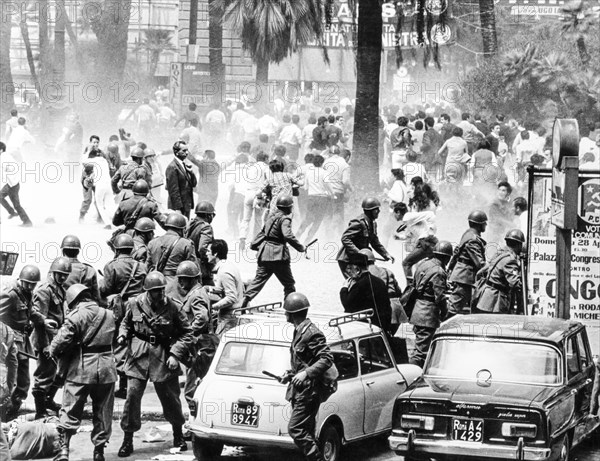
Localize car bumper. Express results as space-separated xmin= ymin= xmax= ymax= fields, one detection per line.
xmin=188 ymin=423 xmax=297 ymax=449
xmin=388 ymin=430 xmax=552 ymax=460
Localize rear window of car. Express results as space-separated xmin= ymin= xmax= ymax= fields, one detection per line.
xmin=425 ymin=338 xmax=562 ymax=385
xmin=215 ymin=342 xmax=289 ymax=379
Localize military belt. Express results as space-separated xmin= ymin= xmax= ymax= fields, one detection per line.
xmin=132 ymin=330 xmax=170 ymax=347
xmin=486 ymin=281 xmax=509 ymax=294
xmin=81 ymin=344 xmax=112 ymax=354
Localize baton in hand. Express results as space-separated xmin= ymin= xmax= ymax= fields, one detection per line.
xmin=262 ymin=370 xmax=283 ymax=382
xmin=304 ymin=239 xmax=318 ymax=260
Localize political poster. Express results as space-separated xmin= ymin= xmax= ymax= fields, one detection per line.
xmin=528 ymin=172 xmax=600 ymax=329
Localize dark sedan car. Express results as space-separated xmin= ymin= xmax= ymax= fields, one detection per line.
xmin=389 ymin=315 xmax=600 ymax=461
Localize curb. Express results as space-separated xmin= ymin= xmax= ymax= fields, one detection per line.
xmin=18 ymin=404 xmax=187 ymax=422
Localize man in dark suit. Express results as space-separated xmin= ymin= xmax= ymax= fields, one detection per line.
xmin=165 ymin=141 xmax=197 ymax=218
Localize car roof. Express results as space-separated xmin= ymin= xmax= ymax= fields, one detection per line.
xmin=435 ymin=314 xmax=583 ymax=345
xmin=223 ymin=309 xmax=383 ymax=344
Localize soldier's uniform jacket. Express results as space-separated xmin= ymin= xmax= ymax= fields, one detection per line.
xmin=131 ymin=235 xmax=150 ymax=265
xmin=254 ymin=210 xmax=304 ymax=262
xmin=0 ymin=282 xmax=43 ymax=354
xmin=448 ymin=229 xmax=486 ymax=286
xmin=185 ymin=218 xmax=213 ymax=262
xmin=147 ymin=230 xmax=197 ymax=277
xmin=63 ymin=258 xmax=102 ymax=303
xmin=336 ymin=213 xmax=389 ymax=263
xmin=111 ymin=161 xmax=152 ymax=194
xmin=100 ymin=254 xmax=148 ymax=301
xmin=0 ymin=322 xmax=18 ymax=404
xmin=339 ymin=271 xmax=392 ymax=333
xmin=368 ymin=265 xmax=402 ymax=298
xmin=286 ymin=319 xmax=333 ymax=402
xmin=165 ymin=282 xmax=211 ymax=337
xmin=410 ymin=258 xmax=448 ymax=329
xmin=119 ymin=292 xmax=193 ymax=382
xmin=476 ymin=248 xmax=522 ymax=314
xmin=49 ymin=301 xmax=117 ymax=384
xmin=112 ymin=194 xmax=164 ymax=229
xmin=31 ymin=279 xmax=66 ymax=351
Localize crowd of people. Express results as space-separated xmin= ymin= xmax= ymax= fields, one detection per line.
xmin=1 ymin=92 xmax=599 ymax=461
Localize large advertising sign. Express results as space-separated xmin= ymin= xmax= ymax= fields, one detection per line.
xmin=170 ymin=62 xmax=212 ymax=109
xmin=528 ymin=171 xmax=600 ymax=328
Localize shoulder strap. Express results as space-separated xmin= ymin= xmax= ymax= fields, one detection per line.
xmin=120 ymin=261 xmax=140 ymax=297
xmin=125 ymin=199 xmax=148 ymax=229
xmin=81 ymin=307 xmax=107 ymax=347
xmin=484 ymin=252 xmax=513 ymax=283
xmin=415 ymin=262 xmax=440 ymax=295
xmin=156 ymin=237 xmax=181 ymax=273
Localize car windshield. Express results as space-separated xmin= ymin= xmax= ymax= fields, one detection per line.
xmin=215 ymin=342 xmax=290 ymax=379
xmin=425 ymin=338 xmax=562 ymax=385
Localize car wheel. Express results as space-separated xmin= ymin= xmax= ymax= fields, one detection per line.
xmin=555 ymin=432 xmax=571 ymax=461
xmin=319 ymin=423 xmax=342 ymax=461
xmin=192 ymin=435 xmax=224 ymax=460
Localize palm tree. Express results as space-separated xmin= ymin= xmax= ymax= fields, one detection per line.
xmin=136 ymin=30 xmax=177 ymax=78
xmin=479 ymin=0 xmax=497 ymax=58
xmin=351 ymin=0 xmax=384 ymax=194
xmin=213 ymin=0 xmax=333 ymax=89
xmin=209 ymin=0 xmax=224 ymax=103
xmin=560 ymin=0 xmax=596 ymax=66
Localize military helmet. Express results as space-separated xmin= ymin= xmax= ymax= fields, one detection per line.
xmin=49 ymin=257 xmax=72 ymax=275
xmin=143 ymin=271 xmax=167 ymax=291
xmin=130 ymin=147 xmax=145 ymax=158
xmin=165 ymin=213 xmax=187 ymax=230
xmin=61 ymin=234 xmax=81 ymax=250
xmin=468 ymin=210 xmax=488 ymax=224
xmin=114 ymin=233 xmax=134 ymax=250
xmin=433 ymin=241 xmax=454 ymax=258
xmin=195 ymin=201 xmax=215 ymax=215
xmin=276 ymin=195 xmax=294 ymax=209
xmin=107 ymin=142 xmax=119 ymax=154
xmin=358 ymin=248 xmax=375 ymax=263
xmin=132 ymin=179 xmax=149 ymax=195
xmin=144 ymin=148 xmax=156 ymax=158
xmin=362 ymin=197 xmax=381 ymax=210
xmin=176 ymin=261 xmax=201 ymax=278
xmin=65 ymin=284 xmax=89 ymax=307
xmin=19 ymin=265 xmax=41 ymax=283
xmin=134 ymin=217 xmax=155 ymax=233
xmin=283 ymin=292 xmax=310 ymax=313
xmin=505 ymin=229 xmax=525 ymax=244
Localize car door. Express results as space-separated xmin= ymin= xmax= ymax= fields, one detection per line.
xmin=565 ymin=333 xmax=592 ymax=422
xmin=358 ymin=334 xmax=404 ymax=435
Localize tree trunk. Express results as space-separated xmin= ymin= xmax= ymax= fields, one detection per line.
xmin=190 ymin=0 xmax=199 ymax=45
xmin=149 ymin=51 xmax=160 ymax=78
xmin=0 ymin=10 xmax=14 ymax=118
xmin=351 ymin=0 xmax=383 ymax=195
xmin=39 ymin=0 xmax=49 ymax=66
xmin=56 ymin=0 xmax=83 ymax=70
xmin=479 ymin=0 xmax=497 ymax=58
xmin=19 ymin=21 xmax=40 ymax=91
xmin=54 ymin=3 xmax=66 ymax=86
xmin=256 ymin=57 xmax=269 ymax=108
xmin=208 ymin=0 xmax=224 ymax=104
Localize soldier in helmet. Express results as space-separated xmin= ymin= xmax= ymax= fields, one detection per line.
xmin=100 ymin=233 xmax=148 ymax=399
xmin=111 ymin=146 xmax=152 ymax=204
xmin=147 ymin=213 xmax=197 ymax=284
xmin=50 ymin=284 xmax=117 ymax=461
xmin=185 ymin=200 xmax=215 ymax=286
xmin=116 ymin=271 xmax=193 ymax=457
xmin=0 ymin=319 xmax=17 ymax=434
xmin=105 ymin=141 xmax=122 ymax=177
xmin=0 ymin=264 xmax=44 ymax=419
xmin=166 ymin=261 xmax=212 ymax=412
xmin=131 ymin=217 xmax=156 ymax=265
xmin=409 ymin=241 xmax=453 ymax=368
xmin=31 ymin=257 xmax=72 ymax=419
xmin=165 ymin=141 xmax=197 ymax=218
xmin=242 ymin=195 xmax=305 ymax=307
xmin=60 ymin=234 xmax=102 ymax=303
xmin=473 ymin=229 xmax=524 ymax=315
xmin=281 ymin=293 xmax=334 ymax=461
xmin=112 ymin=179 xmax=165 ymax=233
xmin=336 ymin=197 xmax=394 ymax=279
xmin=447 ymin=210 xmax=488 ymax=317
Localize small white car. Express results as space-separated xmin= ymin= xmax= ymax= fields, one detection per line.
xmin=188 ymin=305 xmax=421 ymax=460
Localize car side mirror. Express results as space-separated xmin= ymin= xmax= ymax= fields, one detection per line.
xmin=397 ymin=364 xmax=422 ymax=388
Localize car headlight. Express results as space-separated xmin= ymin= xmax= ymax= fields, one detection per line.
xmin=501 ymin=422 xmax=537 ymax=439
xmin=400 ymin=415 xmax=435 ymax=431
